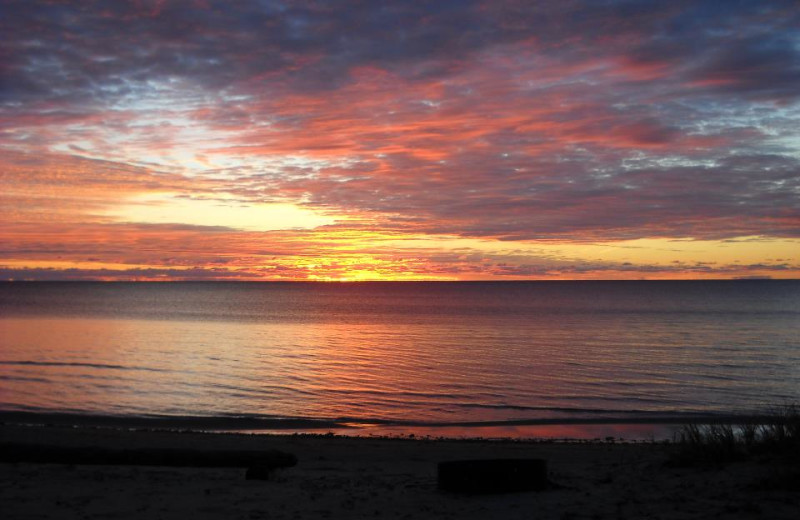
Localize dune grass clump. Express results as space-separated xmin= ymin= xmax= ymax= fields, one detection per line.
xmin=671 ymin=404 xmax=800 ymax=466
xmin=673 ymin=423 xmax=741 ymax=465
xmin=756 ymin=403 xmax=800 ymax=451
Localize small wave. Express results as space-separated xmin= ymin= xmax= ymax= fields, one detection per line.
xmin=0 ymin=360 xmax=171 ymax=373
xmin=0 ymin=410 xmax=346 ymax=430
xmin=449 ymin=403 xmax=692 ymax=415
xmin=0 ymin=375 xmax=51 ymax=383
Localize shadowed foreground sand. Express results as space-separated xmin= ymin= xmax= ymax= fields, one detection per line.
xmin=1 ymin=425 xmax=797 ymax=519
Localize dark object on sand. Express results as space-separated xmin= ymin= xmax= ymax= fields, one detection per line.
xmin=0 ymin=442 xmax=297 ymax=469
xmin=437 ymin=458 xmax=548 ymax=494
xmin=245 ymin=464 xmax=276 ymax=480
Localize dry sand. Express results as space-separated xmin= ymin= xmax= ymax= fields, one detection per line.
xmin=1 ymin=424 xmax=797 ymax=519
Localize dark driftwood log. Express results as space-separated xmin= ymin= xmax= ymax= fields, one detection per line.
xmin=437 ymin=458 xmax=548 ymax=494
xmin=245 ymin=464 xmax=275 ymax=480
xmin=0 ymin=442 xmax=297 ymax=469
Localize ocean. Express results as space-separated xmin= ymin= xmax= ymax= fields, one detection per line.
xmin=1 ymin=281 xmax=798 ymax=438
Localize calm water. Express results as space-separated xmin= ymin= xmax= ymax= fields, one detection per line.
xmin=1 ymin=281 xmax=798 ymax=435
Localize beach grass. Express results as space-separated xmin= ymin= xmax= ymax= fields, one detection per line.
xmin=672 ymin=403 xmax=800 ymax=465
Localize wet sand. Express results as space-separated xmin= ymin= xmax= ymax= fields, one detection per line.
xmin=1 ymin=424 xmax=797 ymax=519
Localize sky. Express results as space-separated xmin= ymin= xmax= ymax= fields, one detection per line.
xmin=1 ymin=0 xmax=799 ymax=281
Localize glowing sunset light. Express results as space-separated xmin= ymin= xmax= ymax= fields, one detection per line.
xmin=108 ymin=193 xmax=336 ymax=232
xmin=1 ymin=1 xmax=798 ymax=281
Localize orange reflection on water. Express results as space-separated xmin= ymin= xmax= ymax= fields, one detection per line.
xmin=0 ymin=316 xmax=248 ymax=415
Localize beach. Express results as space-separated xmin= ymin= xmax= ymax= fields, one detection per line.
xmin=1 ymin=423 xmax=797 ymax=519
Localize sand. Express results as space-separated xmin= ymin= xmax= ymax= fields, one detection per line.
xmin=1 ymin=424 xmax=797 ymax=519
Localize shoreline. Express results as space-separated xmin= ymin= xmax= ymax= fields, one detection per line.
xmin=1 ymin=410 xmax=776 ymax=442
xmin=2 ymin=423 xmax=797 ymax=519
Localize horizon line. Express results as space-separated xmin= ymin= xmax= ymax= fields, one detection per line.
xmin=1 ymin=278 xmax=792 ymax=283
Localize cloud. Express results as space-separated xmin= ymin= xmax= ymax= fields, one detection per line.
xmin=1 ymin=1 xmax=799 ymax=279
